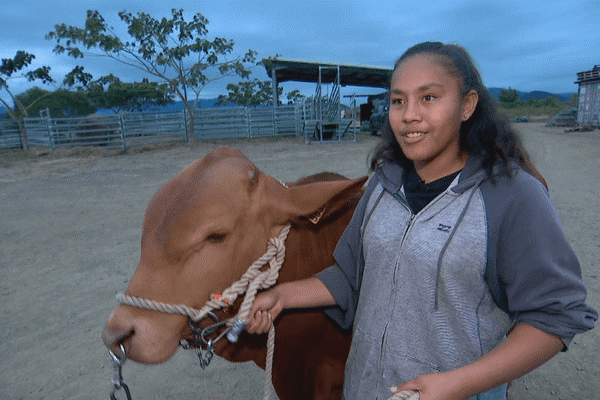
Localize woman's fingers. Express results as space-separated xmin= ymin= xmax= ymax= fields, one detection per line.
xmin=246 ymin=290 xmax=280 ymax=334
xmin=246 ymin=310 xmax=272 ymax=334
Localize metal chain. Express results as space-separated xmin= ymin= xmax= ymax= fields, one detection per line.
xmin=108 ymin=344 xmax=132 ymax=400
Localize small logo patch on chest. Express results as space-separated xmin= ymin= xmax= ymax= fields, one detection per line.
xmin=437 ymin=223 xmax=452 ymax=232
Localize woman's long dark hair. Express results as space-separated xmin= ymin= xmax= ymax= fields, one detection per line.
xmin=370 ymin=41 xmax=547 ymax=188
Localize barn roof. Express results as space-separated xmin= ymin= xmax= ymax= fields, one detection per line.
xmin=576 ymin=65 xmax=600 ymax=84
xmin=264 ymin=57 xmax=393 ymax=88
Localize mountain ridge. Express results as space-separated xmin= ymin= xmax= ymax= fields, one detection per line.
xmin=0 ymin=89 xmax=577 ymax=117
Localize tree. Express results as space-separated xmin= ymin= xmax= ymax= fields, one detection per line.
xmin=1 ymin=51 xmax=54 ymax=149
xmin=216 ymin=80 xmax=305 ymax=107
xmin=47 ymin=9 xmax=257 ymax=140
xmin=15 ymin=87 xmax=96 ymax=118
xmin=499 ymin=88 xmax=520 ymax=107
xmin=1 ymin=51 xmax=91 ymax=149
xmin=285 ymin=89 xmax=305 ymax=105
xmin=566 ymin=93 xmax=578 ymax=107
xmin=86 ymin=75 xmax=173 ymax=113
xmin=216 ymin=79 xmax=281 ymax=106
xmin=542 ymin=96 xmax=560 ymax=107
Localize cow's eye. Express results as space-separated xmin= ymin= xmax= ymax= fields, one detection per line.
xmin=207 ymin=233 xmax=227 ymax=243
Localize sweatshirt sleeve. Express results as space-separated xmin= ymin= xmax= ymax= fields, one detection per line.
xmin=483 ymin=169 xmax=598 ymax=349
xmin=314 ymin=175 xmax=380 ymax=331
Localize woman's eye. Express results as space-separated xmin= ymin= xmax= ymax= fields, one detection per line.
xmin=391 ymin=98 xmax=404 ymax=105
xmin=423 ymin=95 xmax=434 ymax=101
xmin=207 ymin=233 xmax=227 ymax=243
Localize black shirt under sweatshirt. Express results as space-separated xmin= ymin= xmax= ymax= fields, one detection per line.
xmin=403 ymin=168 xmax=462 ymax=214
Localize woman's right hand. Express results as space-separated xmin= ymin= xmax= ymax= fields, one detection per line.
xmin=245 ymin=288 xmax=284 ymax=334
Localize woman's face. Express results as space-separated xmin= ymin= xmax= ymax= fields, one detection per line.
xmin=388 ymin=53 xmax=477 ymax=181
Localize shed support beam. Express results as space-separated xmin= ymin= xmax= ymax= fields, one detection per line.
xmin=271 ymin=64 xmax=279 ymax=107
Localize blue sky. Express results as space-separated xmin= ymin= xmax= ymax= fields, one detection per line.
xmin=1 ymin=0 xmax=598 ymax=106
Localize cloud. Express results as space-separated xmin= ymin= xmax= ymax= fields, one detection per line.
xmin=2 ymin=0 xmax=599 ymax=106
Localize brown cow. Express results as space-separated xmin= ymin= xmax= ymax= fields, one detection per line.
xmin=103 ymin=146 xmax=368 ymax=400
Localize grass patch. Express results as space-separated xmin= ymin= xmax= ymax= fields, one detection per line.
xmin=498 ymin=105 xmax=565 ymax=119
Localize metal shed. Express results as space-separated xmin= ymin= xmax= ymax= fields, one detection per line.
xmin=576 ymin=65 xmax=600 ymax=126
xmin=264 ymin=57 xmax=392 ymax=142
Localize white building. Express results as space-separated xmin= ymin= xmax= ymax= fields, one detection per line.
xmin=576 ymin=65 xmax=600 ymax=126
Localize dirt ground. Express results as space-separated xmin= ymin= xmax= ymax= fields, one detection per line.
xmin=1 ymin=123 xmax=598 ymax=400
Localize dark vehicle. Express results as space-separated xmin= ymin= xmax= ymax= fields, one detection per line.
xmin=369 ymin=99 xmax=388 ymax=135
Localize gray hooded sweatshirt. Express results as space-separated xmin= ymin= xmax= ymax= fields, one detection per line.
xmin=316 ymin=156 xmax=597 ymax=400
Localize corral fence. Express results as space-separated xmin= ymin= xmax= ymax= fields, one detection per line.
xmin=0 ymin=104 xmax=319 ymax=151
xmin=0 ymin=121 xmax=22 ymax=149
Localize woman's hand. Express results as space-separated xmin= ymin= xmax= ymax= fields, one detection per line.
xmin=245 ymin=277 xmax=337 ymax=334
xmin=391 ymin=372 xmax=462 ymax=400
xmin=245 ymin=289 xmax=284 ymax=334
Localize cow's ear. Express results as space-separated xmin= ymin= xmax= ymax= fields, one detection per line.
xmin=277 ymin=176 xmax=367 ymax=224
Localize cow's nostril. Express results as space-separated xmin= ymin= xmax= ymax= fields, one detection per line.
xmin=102 ymin=326 xmax=134 ymax=353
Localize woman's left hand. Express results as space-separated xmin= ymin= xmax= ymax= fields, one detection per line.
xmin=391 ymin=371 xmax=465 ymax=400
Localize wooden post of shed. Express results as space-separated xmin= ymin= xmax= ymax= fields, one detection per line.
xmin=271 ymin=63 xmax=278 ymax=107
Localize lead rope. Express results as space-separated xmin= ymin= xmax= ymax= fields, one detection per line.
xmin=115 ymin=224 xmax=291 ymax=400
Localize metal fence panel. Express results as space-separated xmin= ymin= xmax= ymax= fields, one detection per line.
xmin=12 ymin=104 xmax=306 ymax=152
xmin=0 ymin=121 xmax=22 ymax=149
xmin=50 ymin=115 xmax=124 ymax=149
xmin=192 ymin=107 xmax=249 ymax=139
xmin=121 ymin=111 xmax=187 ymax=146
xmin=23 ymin=118 xmax=51 ymax=147
xmin=249 ymin=105 xmax=299 ymax=138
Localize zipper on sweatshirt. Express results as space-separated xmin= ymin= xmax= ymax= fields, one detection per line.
xmin=377 ymin=322 xmax=388 ymax=397
xmin=379 ymin=196 xmax=414 ymax=390
xmin=394 ymin=213 xmax=414 ymax=286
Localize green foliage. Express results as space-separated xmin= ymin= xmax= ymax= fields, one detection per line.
xmin=0 ymin=51 xmax=54 ymax=88
xmin=541 ymin=96 xmax=561 ymax=107
xmin=498 ymin=101 xmax=564 ymax=120
xmin=47 ymin=8 xmax=257 ymax=139
xmin=1 ymin=51 xmax=55 ymax=118
xmin=1 ymin=50 xmax=92 ymax=149
xmin=285 ymin=89 xmax=305 ymax=105
xmin=496 ymin=88 xmax=569 ymax=119
xmin=1 ymin=51 xmax=56 ymax=149
xmin=86 ymin=75 xmax=173 ymax=112
xmin=216 ymin=80 xmax=305 ymax=107
xmin=216 ymin=79 xmax=281 ymax=106
xmin=15 ymin=87 xmax=96 ymax=118
xmin=565 ymin=93 xmax=578 ymax=107
xmin=498 ymin=88 xmax=519 ymax=106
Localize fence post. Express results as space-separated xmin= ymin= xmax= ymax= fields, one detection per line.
xmin=40 ymin=108 xmax=55 ymax=152
xmin=119 ymin=113 xmax=128 ymax=151
xmin=295 ymin=103 xmax=301 ymax=136
xmin=18 ymin=118 xmax=26 ymax=150
xmin=274 ymin=106 xmax=279 ymax=137
xmin=247 ymin=107 xmax=252 ymax=139
xmin=182 ymin=109 xmax=189 ymax=142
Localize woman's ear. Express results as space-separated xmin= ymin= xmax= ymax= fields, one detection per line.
xmin=462 ymin=90 xmax=479 ymax=121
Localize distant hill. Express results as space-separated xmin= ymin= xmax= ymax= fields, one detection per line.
xmin=0 ymin=91 xmax=578 ymax=119
xmin=96 ymin=98 xmax=226 ymax=114
xmin=144 ymin=98 xmax=224 ymax=111
xmin=488 ymin=88 xmax=575 ymax=102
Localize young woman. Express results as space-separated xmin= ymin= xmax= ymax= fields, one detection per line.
xmin=246 ymin=42 xmax=597 ymax=400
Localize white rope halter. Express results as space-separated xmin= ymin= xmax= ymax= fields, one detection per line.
xmin=115 ymin=223 xmax=292 ymax=400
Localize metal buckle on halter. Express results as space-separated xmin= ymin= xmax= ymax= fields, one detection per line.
xmin=180 ymin=311 xmax=231 ymax=369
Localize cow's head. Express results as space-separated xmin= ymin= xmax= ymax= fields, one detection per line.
xmin=102 ymin=147 xmax=366 ymax=364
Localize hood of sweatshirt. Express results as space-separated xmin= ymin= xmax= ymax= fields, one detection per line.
xmin=376 ymin=155 xmax=489 ymax=196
